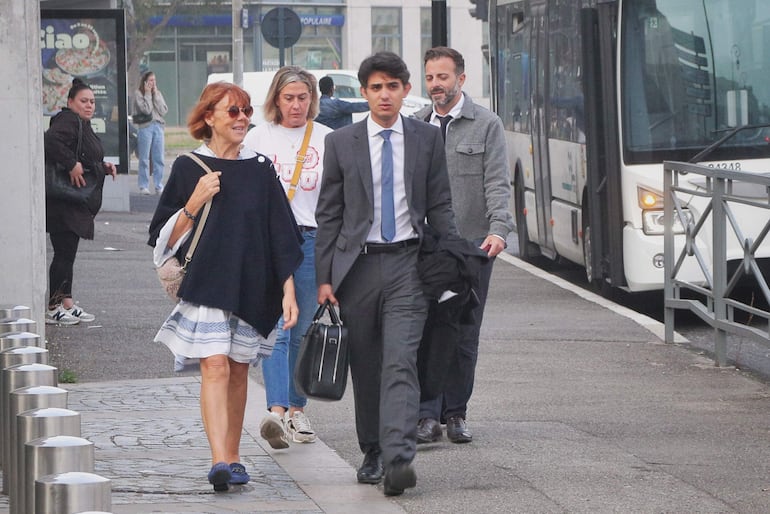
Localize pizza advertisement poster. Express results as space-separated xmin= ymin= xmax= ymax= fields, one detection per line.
xmin=41 ymin=9 xmax=129 ymax=174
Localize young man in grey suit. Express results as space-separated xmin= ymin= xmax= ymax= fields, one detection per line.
xmin=315 ymin=51 xmax=458 ymax=496
xmin=414 ymin=47 xmax=513 ymax=444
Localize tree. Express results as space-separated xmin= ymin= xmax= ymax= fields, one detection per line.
xmin=123 ymin=0 xmax=223 ymax=89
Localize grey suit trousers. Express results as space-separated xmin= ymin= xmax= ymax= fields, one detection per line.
xmin=337 ymin=245 xmax=428 ymax=466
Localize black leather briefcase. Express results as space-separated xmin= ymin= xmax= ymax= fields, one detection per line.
xmin=294 ymin=300 xmax=349 ymax=401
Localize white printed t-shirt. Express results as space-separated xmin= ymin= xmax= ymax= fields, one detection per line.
xmin=243 ymin=121 xmax=332 ymax=228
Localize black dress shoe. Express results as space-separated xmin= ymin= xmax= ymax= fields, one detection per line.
xmin=446 ymin=416 xmax=473 ymax=443
xmin=416 ymin=417 xmax=442 ymax=444
xmin=383 ymin=460 xmax=417 ymax=496
xmin=356 ymin=451 xmax=383 ymax=484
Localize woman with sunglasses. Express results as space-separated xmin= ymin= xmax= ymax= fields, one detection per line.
xmin=148 ymin=81 xmax=303 ymax=491
xmin=243 ymin=66 xmax=333 ymax=451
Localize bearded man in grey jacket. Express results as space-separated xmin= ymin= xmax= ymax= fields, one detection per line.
xmin=414 ymin=46 xmax=514 ymax=444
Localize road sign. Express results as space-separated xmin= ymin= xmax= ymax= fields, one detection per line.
xmin=261 ymin=7 xmax=302 ymax=49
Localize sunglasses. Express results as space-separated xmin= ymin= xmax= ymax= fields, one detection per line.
xmin=218 ymin=105 xmax=254 ymax=119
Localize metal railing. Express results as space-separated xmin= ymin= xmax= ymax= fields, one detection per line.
xmin=663 ymin=160 xmax=770 ymax=366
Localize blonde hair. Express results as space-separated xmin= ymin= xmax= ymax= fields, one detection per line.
xmin=263 ymin=66 xmax=319 ymax=124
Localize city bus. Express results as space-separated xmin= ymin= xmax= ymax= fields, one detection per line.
xmin=489 ymin=0 xmax=770 ymax=291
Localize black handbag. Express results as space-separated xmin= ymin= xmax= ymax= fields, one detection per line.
xmin=294 ymin=300 xmax=349 ymax=401
xmin=132 ymin=110 xmax=153 ymax=124
xmin=44 ymin=119 xmax=105 ymax=215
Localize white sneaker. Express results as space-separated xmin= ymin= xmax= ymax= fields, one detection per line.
xmin=63 ymin=305 xmax=95 ymax=322
xmin=287 ymin=411 xmax=316 ymax=443
xmin=155 ymin=185 xmax=164 ymax=194
xmin=45 ymin=306 xmax=80 ymax=325
xmin=259 ymin=412 xmax=289 ymax=449
xmin=139 ymin=187 xmax=151 ymax=195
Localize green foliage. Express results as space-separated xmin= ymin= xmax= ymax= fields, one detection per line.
xmin=58 ymin=369 xmax=78 ymax=384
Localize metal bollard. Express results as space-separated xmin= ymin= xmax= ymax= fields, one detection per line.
xmin=0 ymin=331 xmax=41 ymax=351
xmin=1 ymin=361 xmax=56 ymax=493
xmin=0 ymin=317 xmax=37 ymax=335
xmin=11 ymin=393 xmax=72 ymax=514
xmin=35 ymin=471 xmax=111 ymax=514
xmin=0 ymin=348 xmax=50 ymax=464
xmin=0 ymin=305 xmax=32 ymax=321
xmin=26 ymin=436 xmax=95 ymax=514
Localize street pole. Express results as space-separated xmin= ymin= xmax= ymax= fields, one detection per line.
xmin=232 ymin=0 xmax=244 ymax=87
xmin=431 ymin=0 xmax=448 ymax=48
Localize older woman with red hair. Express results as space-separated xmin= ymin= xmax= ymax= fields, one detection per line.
xmin=148 ymin=82 xmax=303 ymax=491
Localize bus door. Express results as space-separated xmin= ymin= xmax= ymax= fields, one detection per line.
xmin=530 ymin=3 xmax=554 ymax=255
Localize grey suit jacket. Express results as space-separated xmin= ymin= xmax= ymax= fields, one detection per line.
xmin=316 ymin=115 xmax=458 ymax=290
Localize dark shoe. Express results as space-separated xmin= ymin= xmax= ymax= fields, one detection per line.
xmin=383 ymin=460 xmax=417 ymax=496
xmin=416 ymin=417 xmax=442 ymax=444
xmin=446 ymin=416 xmax=473 ymax=443
xmin=229 ymin=462 xmax=250 ymax=485
xmin=208 ymin=461 xmax=231 ymax=492
xmin=357 ymin=451 xmax=383 ymax=484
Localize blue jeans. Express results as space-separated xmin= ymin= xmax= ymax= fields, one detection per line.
xmin=262 ymin=229 xmax=317 ymax=410
xmin=137 ymin=121 xmax=165 ymax=190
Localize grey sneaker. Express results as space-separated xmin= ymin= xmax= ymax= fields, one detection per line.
xmin=259 ymin=412 xmax=289 ymax=449
xmin=63 ymin=305 xmax=95 ymax=322
xmin=287 ymin=411 xmax=316 ymax=443
xmin=45 ymin=306 xmax=80 ymax=325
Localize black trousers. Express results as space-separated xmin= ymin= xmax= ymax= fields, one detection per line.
xmin=48 ymin=230 xmax=80 ymax=307
xmin=419 ymin=251 xmax=495 ymax=421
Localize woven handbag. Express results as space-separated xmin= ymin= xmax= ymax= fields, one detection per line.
xmin=156 ymin=153 xmax=213 ymax=301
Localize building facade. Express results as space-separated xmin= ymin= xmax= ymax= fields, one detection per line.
xmin=142 ymin=0 xmax=487 ymax=125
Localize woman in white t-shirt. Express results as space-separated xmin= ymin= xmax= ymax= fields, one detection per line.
xmin=243 ymin=66 xmax=332 ymax=450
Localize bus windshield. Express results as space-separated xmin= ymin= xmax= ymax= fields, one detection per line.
xmin=622 ymin=0 xmax=770 ymax=162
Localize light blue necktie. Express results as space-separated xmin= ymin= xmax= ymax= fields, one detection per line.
xmin=379 ymin=129 xmax=395 ymax=242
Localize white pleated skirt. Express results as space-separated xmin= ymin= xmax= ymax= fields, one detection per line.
xmin=155 ymin=301 xmax=276 ymax=367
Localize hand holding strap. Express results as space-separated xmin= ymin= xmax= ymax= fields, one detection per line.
xmin=179 ymin=152 xmax=214 ymax=271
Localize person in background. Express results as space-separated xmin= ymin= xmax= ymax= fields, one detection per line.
xmin=243 ymin=66 xmax=333 ymax=450
xmin=315 ymin=51 xmax=458 ymax=497
xmin=44 ymin=78 xmax=117 ymax=325
xmin=134 ymin=71 xmax=168 ymax=195
xmin=315 ymin=75 xmax=370 ymax=129
xmin=414 ymin=46 xmax=513 ymax=445
xmin=148 ymin=81 xmax=303 ymax=491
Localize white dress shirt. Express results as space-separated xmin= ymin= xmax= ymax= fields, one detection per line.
xmin=365 ymin=116 xmax=418 ymax=243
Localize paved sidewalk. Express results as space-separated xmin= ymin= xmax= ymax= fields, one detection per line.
xmin=0 ymin=375 xmax=404 ymax=513
xmin=5 ymin=178 xmax=770 ymax=512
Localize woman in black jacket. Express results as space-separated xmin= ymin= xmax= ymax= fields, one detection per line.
xmin=44 ymin=78 xmax=116 ymax=325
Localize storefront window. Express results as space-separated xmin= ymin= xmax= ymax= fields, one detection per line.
xmin=372 ymin=7 xmax=402 ymax=54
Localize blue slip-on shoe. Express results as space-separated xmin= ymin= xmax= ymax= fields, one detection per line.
xmin=229 ymin=462 xmax=250 ymax=485
xmin=208 ymin=461 xmax=231 ymax=492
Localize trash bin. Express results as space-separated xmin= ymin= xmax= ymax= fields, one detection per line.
xmin=0 ymin=332 xmax=42 ymax=351
xmin=0 ymin=347 xmax=50 ymax=470
xmin=26 ymin=436 xmax=95 ymax=514
xmin=0 ymin=305 xmax=31 ymax=321
xmin=11 ymin=393 xmax=72 ymax=514
xmin=35 ymin=471 xmax=111 ymax=514
xmin=1 ymin=362 xmax=57 ymax=493
xmin=0 ymin=318 xmax=37 ymax=335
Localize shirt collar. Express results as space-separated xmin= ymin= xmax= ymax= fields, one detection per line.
xmin=367 ymin=114 xmax=404 ymax=138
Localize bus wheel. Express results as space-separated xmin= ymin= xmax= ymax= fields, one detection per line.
xmin=515 ymin=173 xmax=535 ymax=260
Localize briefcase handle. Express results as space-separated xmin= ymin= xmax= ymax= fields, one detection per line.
xmin=312 ymin=299 xmax=343 ymax=325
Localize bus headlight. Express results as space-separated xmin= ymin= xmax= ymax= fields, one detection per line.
xmin=642 ymin=209 xmax=693 ymax=235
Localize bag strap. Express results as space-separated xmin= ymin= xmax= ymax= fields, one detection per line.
xmin=312 ymin=299 xmax=343 ymax=325
xmin=286 ymin=121 xmax=313 ymax=202
xmin=180 ymin=152 xmax=214 ymax=270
